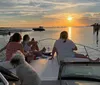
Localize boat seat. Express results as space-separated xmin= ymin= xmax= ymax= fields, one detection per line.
xmin=0 ymin=66 xmax=19 ymax=81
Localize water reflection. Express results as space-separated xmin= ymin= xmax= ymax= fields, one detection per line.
xmin=65 ymin=27 xmax=94 ymax=47
xmin=68 ymin=27 xmax=72 ymax=39
xmin=14 ymin=27 xmax=98 ymax=48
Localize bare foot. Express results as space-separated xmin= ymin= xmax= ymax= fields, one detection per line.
xmin=88 ymin=58 xmax=100 ymax=62
xmin=41 ymin=47 xmax=46 ymax=53
xmin=94 ymin=58 xmax=100 ymax=62
xmin=42 ymin=52 xmax=52 ymax=56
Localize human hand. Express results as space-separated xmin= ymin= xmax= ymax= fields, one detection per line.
xmin=49 ymin=57 xmax=54 ymax=60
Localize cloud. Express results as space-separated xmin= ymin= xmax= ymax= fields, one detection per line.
xmin=0 ymin=0 xmax=100 ymax=26
xmin=0 ymin=0 xmax=99 ymax=15
xmin=43 ymin=12 xmax=100 ymax=26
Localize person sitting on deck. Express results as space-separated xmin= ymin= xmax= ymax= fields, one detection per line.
xmin=50 ymin=31 xmax=99 ymax=62
xmin=31 ymin=38 xmax=39 ymax=51
xmin=6 ymin=33 xmax=26 ymax=61
xmin=31 ymin=38 xmax=52 ymax=56
xmin=21 ymin=34 xmax=46 ymax=62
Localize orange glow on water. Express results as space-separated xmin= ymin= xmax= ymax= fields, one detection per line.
xmin=68 ymin=27 xmax=72 ymax=39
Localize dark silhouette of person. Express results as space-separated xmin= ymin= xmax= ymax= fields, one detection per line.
xmin=91 ymin=23 xmax=100 ymax=46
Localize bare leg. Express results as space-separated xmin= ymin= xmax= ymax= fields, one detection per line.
xmin=88 ymin=57 xmax=100 ymax=62
xmin=40 ymin=47 xmax=46 ymax=53
xmin=32 ymin=47 xmax=46 ymax=57
xmin=75 ymin=53 xmax=88 ymax=58
xmin=25 ymin=52 xmax=35 ymax=63
xmin=75 ymin=53 xmax=100 ymax=62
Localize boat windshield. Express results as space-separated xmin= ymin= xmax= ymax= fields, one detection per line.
xmin=58 ymin=58 xmax=100 ymax=81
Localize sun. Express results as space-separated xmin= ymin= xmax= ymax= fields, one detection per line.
xmin=67 ymin=16 xmax=73 ymax=21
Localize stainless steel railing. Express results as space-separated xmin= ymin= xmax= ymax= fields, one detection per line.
xmin=0 ymin=38 xmax=100 ymax=61
xmin=37 ymin=38 xmax=100 ymax=59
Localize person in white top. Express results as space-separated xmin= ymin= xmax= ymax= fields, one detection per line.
xmin=53 ymin=38 xmax=76 ymax=60
xmin=50 ymin=31 xmax=99 ymax=61
xmin=21 ymin=34 xmax=46 ymax=62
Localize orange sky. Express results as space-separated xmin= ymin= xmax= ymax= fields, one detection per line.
xmin=0 ymin=0 xmax=100 ymax=27
xmin=0 ymin=17 xmax=93 ymax=27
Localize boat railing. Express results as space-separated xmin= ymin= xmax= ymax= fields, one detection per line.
xmin=37 ymin=38 xmax=100 ymax=59
xmin=0 ymin=38 xmax=100 ymax=61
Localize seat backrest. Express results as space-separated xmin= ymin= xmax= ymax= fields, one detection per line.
xmin=0 ymin=66 xmax=19 ymax=81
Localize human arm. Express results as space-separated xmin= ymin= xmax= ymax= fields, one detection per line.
xmin=0 ymin=46 xmax=7 ymax=53
xmin=19 ymin=44 xmax=27 ymax=56
xmin=70 ymin=40 xmax=77 ymax=51
xmin=0 ymin=36 xmax=12 ymax=53
xmin=49 ymin=46 xmax=57 ymax=60
xmin=50 ymin=40 xmax=58 ymax=60
xmin=0 ymin=41 xmax=10 ymax=53
xmin=30 ymin=41 xmax=39 ymax=51
xmin=34 ymin=41 xmax=39 ymax=51
xmin=72 ymin=45 xmax=77 ymax=51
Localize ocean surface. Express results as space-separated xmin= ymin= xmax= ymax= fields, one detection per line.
xmin=0 ymin=26 xmax=100 ymax=59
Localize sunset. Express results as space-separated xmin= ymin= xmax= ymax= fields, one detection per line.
xmin=1 ymin=0 xmax=100 ymax=84
xmin=67 ymin=16 xmax=73 ymax=21
xmin=0 ymin=0 xmax=100 ymax=27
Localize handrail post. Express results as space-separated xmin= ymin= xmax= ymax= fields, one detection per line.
xmin=84 ymin=46 xmax=89 ymax=58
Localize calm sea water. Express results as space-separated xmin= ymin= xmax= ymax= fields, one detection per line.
xmin=0 ymin=26 xmax=100 ymax=59
xmin=0 ymin=26 xmax=98 ymax=47
xmin=23 ymin=26 xmax=100 ymax=49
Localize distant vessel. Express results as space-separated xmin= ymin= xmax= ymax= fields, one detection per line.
xmin=0 ymin=27 xmax=31 ymax=36
xmin=91 ymin=23 xmax=100 ymax=46
xmin=32 ymin=26 xmax=45 ymax=31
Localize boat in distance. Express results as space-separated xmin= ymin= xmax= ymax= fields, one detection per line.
xmin=0 ymin=27 xmax=31 ymax=35
xmin=32 ymin=26 xmax=45 ymax=31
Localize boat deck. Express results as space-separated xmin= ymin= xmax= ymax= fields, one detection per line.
xmin=30 ymin=58 xmax=59 ymax=80
xmin=0 ymin=57 xmax=90 ymax=81
xmin=1 ymin=57 xmax=100 ymax=85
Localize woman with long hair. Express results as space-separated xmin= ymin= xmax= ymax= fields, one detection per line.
xmin=50 ymin=31 xmax=99 ymax=61
xmin=21 ymin=34 xmax=46 ymax=62
xmin=6 ymin=33 xmax=25 ymax=61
